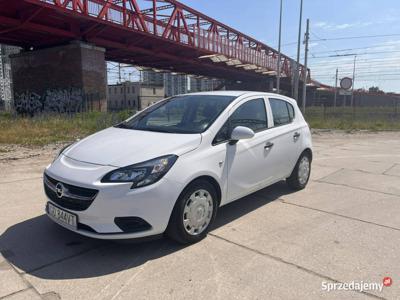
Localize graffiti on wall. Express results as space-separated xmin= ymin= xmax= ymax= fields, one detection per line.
xmin=14 ymin=91 xmax=43 ymax=115
xmin=14 ymin=88 xmax=88 ymax=116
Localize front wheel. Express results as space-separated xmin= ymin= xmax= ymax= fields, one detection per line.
xmin=286 ymin=152 xmax=311 ymax=190
xmin=166 ymin=180 xmax=218 ymax=244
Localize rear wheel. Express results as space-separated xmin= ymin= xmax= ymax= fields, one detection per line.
xmin=286 ymin=152 xmax=311 ymax=190
xmin=166 ymin=180 xmax=218 ymax=244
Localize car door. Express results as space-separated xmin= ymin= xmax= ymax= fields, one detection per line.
xmin=224 ymin=97 xmax=277 ymax=202
xmin=265 ymin=98 xmax=304 ymax=178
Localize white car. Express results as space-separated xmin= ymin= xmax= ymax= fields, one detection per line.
xmin=44 ymin=91 xmax=312 ymax=244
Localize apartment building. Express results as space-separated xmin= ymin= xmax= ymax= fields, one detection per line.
xmin=107 ymin=81 xmax=164 ymax=111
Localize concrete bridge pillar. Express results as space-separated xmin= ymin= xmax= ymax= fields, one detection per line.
xmin=10 ymin=41 xmax=107 ymax=115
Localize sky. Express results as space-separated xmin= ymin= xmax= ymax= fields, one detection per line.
xmin=110 ymin=0 xmax=400 ymax=93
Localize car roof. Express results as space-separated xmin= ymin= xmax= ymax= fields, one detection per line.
xmin=180 ymin=91 xmax=297 ymax=105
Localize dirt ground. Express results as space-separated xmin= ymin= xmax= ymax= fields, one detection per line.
xmin=1 ymin=130 xmax=400 ymax=300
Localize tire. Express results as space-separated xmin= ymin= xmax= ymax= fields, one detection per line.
xmin=286 ymin=152 xmax=311 ymax=190
xmin=166 ymin=179 xmax=218 ymax=244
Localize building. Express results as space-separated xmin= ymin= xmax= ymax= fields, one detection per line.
xmin=188 ymin=77 xmax=223 ymax=93
xmin=163 ymin=73 xmax=189 ymax=97
xmin=0 ymin=44 xmax=20 ymax=111
xmin=141 ymin=70 xmax=224 ymax=97
xmin=141 ymin=70 xmax=189 ymax=97
xmin=142 ymin=70 xmax=164 ymax=87
xmin=107 ymin=81 xmax=164 ymax=111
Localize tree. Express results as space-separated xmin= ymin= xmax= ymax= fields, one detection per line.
xmin=368 ymin=86 xmax=384 ymax=94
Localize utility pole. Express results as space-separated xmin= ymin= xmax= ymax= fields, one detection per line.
xmin=301 ymin=18 xmax=309 ymax=114
xmin=334 ymin=68 xmax=338 ymax=112
xmin=118 ymin=63 xmax=122 ymax=83
xmin=294 ymin=0 xmax=303 ymax=101
xmin=276 ymin=0 xmax=283 ymax=94
xmin=350 ymin=55 xmax=357 ymax=107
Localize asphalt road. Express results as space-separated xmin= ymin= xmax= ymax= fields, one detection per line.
xmin=1 ymin=131 xmax=399 ymax=300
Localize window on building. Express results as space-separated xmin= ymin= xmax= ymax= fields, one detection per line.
xmin=120 ymin=87 xmax=123 ymax=93
xmin=127 ymin=87 xmax=130 ymax=94
xmin=153 ymin=88 xmax=156 ymax=95
xmin=132 ymin=86 xmax=135 ymax=93
xmin=269 ymin=98 xmax=294 ymax=126
xmin=114 ymin=87 xmax=117 ymax=94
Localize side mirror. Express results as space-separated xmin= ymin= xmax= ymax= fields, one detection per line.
xmin=230 ymin=126 xmax=255 ymax=144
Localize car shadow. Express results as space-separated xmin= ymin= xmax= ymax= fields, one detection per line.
xmin=0 ymin=181 xmax=295 ymax=280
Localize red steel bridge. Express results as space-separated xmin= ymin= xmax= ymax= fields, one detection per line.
xmin=0 ymin=0 xmax=309 ymax=88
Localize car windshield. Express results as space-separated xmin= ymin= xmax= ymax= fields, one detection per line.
xmin=115 ymin=95 xmax=236 ymax=134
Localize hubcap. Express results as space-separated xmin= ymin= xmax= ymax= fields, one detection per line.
xmin=183 ymin=189 xmax=213 ymax=236
xmin=298 ymin=156 xmax=310 ymax=185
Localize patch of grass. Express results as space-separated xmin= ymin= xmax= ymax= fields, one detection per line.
xmin=0 ymin=110 xmax=135 ymax=146
xmin=305 ymin=106 xmax=400 ymax=131
xmin=1 ymin=106 xmax=399 ymax=146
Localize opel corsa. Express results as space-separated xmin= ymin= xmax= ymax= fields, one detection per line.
xmin=44 ymin=91 xmax=312 ymax=244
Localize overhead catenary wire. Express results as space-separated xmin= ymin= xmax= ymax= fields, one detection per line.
xmin=309 ymin=32 xmax=400 ymax=42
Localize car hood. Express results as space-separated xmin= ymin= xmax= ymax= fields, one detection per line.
xmin=63 ymin=127 xmax=202 ymax=167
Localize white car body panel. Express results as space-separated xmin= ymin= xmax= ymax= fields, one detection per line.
xmin=64 ymin=127 xmax=202 ymax=167
xmin=44 ymin=91 xmax=312 ymax=240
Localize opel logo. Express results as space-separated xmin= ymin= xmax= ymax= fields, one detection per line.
xmin=55 ymin=182 xmax=64 ymax=198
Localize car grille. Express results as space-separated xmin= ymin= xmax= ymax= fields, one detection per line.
xmin=44 ymin=173 xmax=98 ymax=211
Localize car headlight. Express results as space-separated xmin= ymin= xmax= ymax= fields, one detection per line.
xmin=101 ymin=155 xmax=178 ymax=188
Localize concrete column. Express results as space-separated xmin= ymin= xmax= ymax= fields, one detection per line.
xmin=10 ymin=41 xmax=107 ymax=115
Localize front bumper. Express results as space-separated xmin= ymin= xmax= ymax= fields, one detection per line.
xmin=44 ymin=155 xmax=184 ymax=240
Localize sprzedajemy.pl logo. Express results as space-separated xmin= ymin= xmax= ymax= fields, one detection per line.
xmin=322 ymin=277 xmax=392 ymax=293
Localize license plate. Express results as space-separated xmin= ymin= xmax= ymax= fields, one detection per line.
xmin=47 ymin=202 xmax=77 ymax=229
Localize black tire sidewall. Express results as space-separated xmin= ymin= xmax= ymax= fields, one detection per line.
xmin=287 ymin=152 xmax=311 ymax=190
xmin=168 ymin=180 xmax=218 ymax=244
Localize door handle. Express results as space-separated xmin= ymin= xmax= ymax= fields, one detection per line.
xmin=293 ymin=132 xmax=301 ymax=140
xmin=264 ymin=142 xmax=274 ymax=150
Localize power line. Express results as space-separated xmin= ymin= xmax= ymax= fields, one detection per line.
xmin=311 ymin=59 xmax=400 ymax=66
xmin=301 ymin=42 xmax=400 ymax=56
xmin=315 ymin=73 xmax=400 ymax=78
xmin=309 ymin=49 xmax=400 ymax=59
xmin=309 ymin=32 xmax=400 ymax=42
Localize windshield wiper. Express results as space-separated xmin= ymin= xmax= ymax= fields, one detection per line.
xmin=115 ymin=122 xmax=131 ymax=129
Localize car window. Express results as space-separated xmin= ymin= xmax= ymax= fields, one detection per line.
xmin=213 ymin=120 xmax=230 ymax=144
xmin=287 ymin=102 xmax=295 ymax=121
xmin=270 ymin=98 xmax=294 ymax=126
xmin=230 ymin=98 xmax=267 ymax=132
xmin=116 ymin=95 xmax=236 ymax=134
xmin=213 ymin=98 xmax=267 ymax=144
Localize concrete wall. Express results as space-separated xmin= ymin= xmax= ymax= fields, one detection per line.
xmin=10 ymin=41 xmax=107 ymax=115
